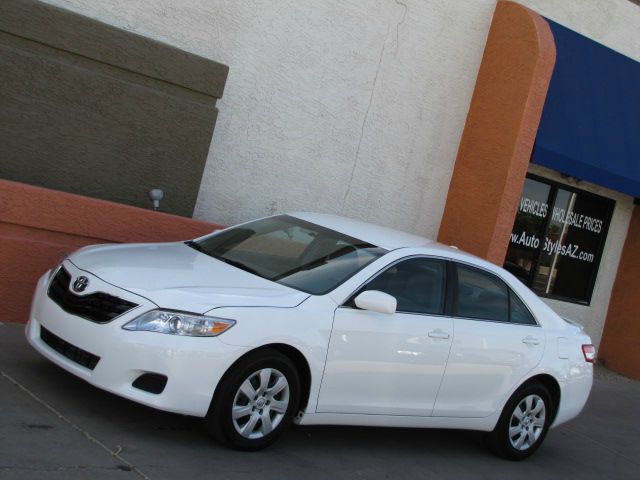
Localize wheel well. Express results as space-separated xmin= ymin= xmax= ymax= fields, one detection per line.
xmin=522 ymin=374 xmax=561 ymax=422
xmin=266 ymin=344 xmax=312 ymax=413
xmin=215 ymin=344 xmax=312 ymax=414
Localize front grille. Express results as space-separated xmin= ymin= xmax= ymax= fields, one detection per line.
xmin=48 ymin=267 xmax=138 ymax=323
xmin=40 ymin=326 xmax=101 ymax=370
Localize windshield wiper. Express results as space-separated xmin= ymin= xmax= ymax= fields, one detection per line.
xmin=186 ymin=241 xmax=262 ymax=276
xmin=216 ymin=257 xmax=262 ymax=277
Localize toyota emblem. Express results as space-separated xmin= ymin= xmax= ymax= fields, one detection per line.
xmin=72 ymin=276 xmax=89 ymax=293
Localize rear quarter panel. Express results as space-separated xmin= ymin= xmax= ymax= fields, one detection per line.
xmin=519 ymin=322 xmax=593 ymax=428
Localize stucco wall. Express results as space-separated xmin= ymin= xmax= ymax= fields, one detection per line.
xmin=599 ymin=206 xmax=640 ymax=379
xmin=40 ymin=0 xmax=640 ymax=238
xmin=519 ymin=0 xmax=640 ymax=62
xmin=37 ymin=0 xmax=639 ymax=345
xmin=0 ymin=180 xmax=220 ymax=325
xmin=1 ymin=0 xmax=228 ymax=217
xmin=438 ymin=1 xmax=556 ymax=266
xmin=40 ymin=0 xmax=496 ymax=237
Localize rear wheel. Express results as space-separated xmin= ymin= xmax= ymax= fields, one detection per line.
xmin=204 ymin=349 xmax=300 ymax=450
xmin=487 ymin=382 xmax=553 ymax=460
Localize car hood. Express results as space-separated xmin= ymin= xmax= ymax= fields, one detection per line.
xmin=68 ymin=242 xmax=310 ymax=314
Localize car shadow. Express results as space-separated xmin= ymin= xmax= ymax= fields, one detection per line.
xmin=28 ymin=357 xmax=487 ymax=457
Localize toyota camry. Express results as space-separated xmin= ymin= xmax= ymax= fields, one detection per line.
xmin=26 ymin=212 xmax=594 ymax=459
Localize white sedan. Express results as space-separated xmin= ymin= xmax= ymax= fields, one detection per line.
xmin=26 ymin=213 xmax=594 ymax=459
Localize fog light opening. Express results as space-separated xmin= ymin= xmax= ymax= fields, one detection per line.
xmin=132 ymin=373 xmax=168 ymax=394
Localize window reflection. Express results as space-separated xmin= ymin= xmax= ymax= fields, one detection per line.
xmin=504 ymin=175 xmax=614 ymax=304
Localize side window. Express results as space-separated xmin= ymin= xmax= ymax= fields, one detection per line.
xmin=510 ymin=293 xmax=537 ymax=325
xmin=456 ymin=265 xmax=509 ymax=322
xmin=358 ymin=258 xmax=446 ymax=315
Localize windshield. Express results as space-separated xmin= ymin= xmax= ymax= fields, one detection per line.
xmin=189 ymin=215 xmax=387 ymax=295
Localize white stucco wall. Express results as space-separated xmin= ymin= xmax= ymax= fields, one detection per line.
xmin=41 ymin=0 xmax=495 ymax=236
xmin=41 ymin=0 xmax=639 ymax=237
xmin=519 ymin=0 xmax=640 ymax=62
xmin=41 ymin=0 xmax=639 ymax=344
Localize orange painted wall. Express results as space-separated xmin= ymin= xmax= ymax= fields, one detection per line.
xmin=598 ymin=206 xmax=640 ymax=379
xmin=438 ymin=1 xmax=556 ymax=265
xmin=0 ymin=180 xmax=222 ymax=324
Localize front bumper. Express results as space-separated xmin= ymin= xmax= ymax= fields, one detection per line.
xmin=26 ymin=261 xmax=246 ymax=417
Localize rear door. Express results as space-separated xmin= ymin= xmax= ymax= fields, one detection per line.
xmin=433 ymin=262 xmax=545 ymax=417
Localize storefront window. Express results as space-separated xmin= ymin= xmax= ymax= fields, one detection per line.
xmin=504 ymin=175 xmax=614 ymax=304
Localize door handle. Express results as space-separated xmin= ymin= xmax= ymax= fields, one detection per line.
xmin=522 ymin=336 xmax=541 ymax=346
xmin=428 ymin=330 xmax=450 ymax=340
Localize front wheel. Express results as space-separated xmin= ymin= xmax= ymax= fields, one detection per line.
xmin=487 ymin=383 xmax=553 ymax=460
xmin=204 ymin=349 xmax=300 ymax=450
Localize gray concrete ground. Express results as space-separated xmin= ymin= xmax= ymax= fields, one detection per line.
xmin=1 ymin=322 xmax=639 ymax=480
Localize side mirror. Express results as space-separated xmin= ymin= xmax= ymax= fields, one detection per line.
xmin=354 ymin=290 xmax=397 ymax=315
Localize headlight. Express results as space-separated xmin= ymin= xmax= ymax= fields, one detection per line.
xmin=123 ymin=310 xmax=235 ymax=337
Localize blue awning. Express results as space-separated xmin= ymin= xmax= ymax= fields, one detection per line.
xmin=532 ymin=19 xmax=640 ymax=198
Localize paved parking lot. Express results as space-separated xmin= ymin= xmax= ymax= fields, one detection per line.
xmin=1 ymin=322 xmax=639 ymax=480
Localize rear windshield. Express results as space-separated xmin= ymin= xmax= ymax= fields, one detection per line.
xmin=189 ymin=215 xmax=387 ymax=295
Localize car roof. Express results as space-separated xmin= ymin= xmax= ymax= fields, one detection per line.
xmin=289 ymin=212 xmax=506 ymax=271
xmin=289 ymin=212 xmax=430 ymax=250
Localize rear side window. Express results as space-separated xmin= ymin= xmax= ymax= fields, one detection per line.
xmin=456 ymin=265 xmax=509 ymax=322
xmin=454 ymin=264 xmax=537 ymax=325
xmin=510 ymin=293 xmax=537 ymax=325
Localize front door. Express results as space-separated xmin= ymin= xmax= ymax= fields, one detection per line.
xmin=317 ymin=257 xmax=453 ymax=416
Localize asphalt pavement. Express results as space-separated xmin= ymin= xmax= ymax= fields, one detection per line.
xmin=1 ymin=322 xmax=639 ymax=480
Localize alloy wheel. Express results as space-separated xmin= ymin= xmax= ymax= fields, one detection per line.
xmin=508 ymin=394 xmax=546 ymax=451
xmin=231 ymin=368 xmax=290 ymax=439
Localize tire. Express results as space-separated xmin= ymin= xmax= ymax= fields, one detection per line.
xmin=204 ymin=349 xmax=301 ymax=450
xmin=486 ymin=382 xmax=553 ymax=460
